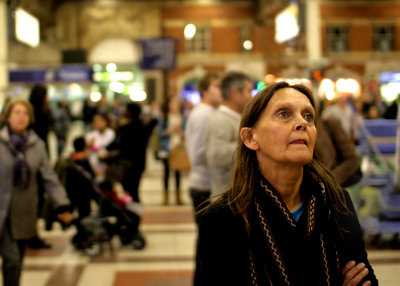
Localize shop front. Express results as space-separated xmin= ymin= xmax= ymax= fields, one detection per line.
xmin=8 ymin=65 xmax=93 ymax=119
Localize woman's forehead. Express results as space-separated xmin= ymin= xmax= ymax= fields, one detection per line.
xmin=268 ymin=88 xmax=313 ymax=106
xmin=13 ymin=102 xmax=29 ymax=110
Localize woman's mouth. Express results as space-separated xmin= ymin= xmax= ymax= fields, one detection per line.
xmin=290 ymin=140 xmax=307 ymax=145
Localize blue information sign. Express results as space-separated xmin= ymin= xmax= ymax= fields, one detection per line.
xmin=139 ymin=37 xmax=177 ymax=71
xmin=9 ymin=65 xmax=93 ymax=83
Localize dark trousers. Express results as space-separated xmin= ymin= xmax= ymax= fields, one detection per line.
xmin=162 ymin=159 xmax=180 ymax=192
xmin=190 ymin=188 xmax=210 ymax=286
xmin=0 ymin=220 xmax=26 ymax=286
xmin=190 ymin=188 xmax=211 ymax=226
xmin=122 ymin=167 xmax=144 ymax=203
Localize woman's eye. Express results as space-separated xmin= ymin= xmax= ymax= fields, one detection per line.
xmin=304 ymin=113 xmax=314 ymax=122
xmin=277 ymin=110 xmax=289 ymax=119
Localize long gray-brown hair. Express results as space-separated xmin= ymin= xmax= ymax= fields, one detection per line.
xmin=224 ymin=81 xmax=347 ymax=231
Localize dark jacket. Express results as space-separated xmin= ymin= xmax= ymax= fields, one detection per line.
xmin=195 ymin=172 xmax=377 ymax=286
xmin=31 ymin=109 xmax=53 ymax=146
xmin=111 ymin=118 xmax=157 ymax=172
xmin=65 ymin=156 xmax=96 ymax=219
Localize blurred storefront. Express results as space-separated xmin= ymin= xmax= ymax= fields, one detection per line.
xmin=92 ymin=63 xmax=145 ymax=104
xmin=8 ymin=65 xmax=93 ymax=117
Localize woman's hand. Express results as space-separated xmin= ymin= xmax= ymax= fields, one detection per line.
xmin=342 ymin=261 xmax=371 ymax=286
xmin=57 ymin=211 xmax=73 ymax=225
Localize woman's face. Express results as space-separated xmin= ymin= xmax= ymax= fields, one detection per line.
xmin=93 ymin=115 xmax=107 ymax=131
xmin=247 ymin=88 xmax=317 ymax=168
xmin=8 ymin=103 xmax=31 ymax=134
xmin=169 ymin=98 xmax=180 ymax=113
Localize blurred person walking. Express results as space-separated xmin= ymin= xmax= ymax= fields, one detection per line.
xmin=85 ymin=112 xmax=115 ymax=182
xmin=322 ymin=92 xmax=359 ymax=144
xmin=52 ymin=100 xmax=71 ymax=157
xmin=0 ymin=98 xmax=73 ymax=286
xmin=110 ymin=103 xmax=157 ymax=203
xmin=185 ymin=72 xmax=223 ymax=221
xmin=67 ymin=136 xmax=96 ymax=219
xmin=318 ymin=99 xmax=364 ymax=209
xmin=82 ymin=98 xmax=98 ymax=132
xmin=158 ymin=97 xmax=186 ymax=205
xmin=28 ymin=84 xmax=54 ymax=249
xmin=29 ymin=84 xmax=53 ymax=152
xmin=316 ymin=117 xmax=362 ymax=188
xmin=147 ymin=101 xmax=163 ymax=160
xmin=205 ymin=72 xmax=253 ymax=198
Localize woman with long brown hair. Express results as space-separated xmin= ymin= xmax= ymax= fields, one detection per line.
xmin=195 ymin=82 xmax=377 ymax=285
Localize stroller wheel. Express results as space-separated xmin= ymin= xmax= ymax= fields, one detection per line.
xmin=132 ymin=233 xmax=146 ymax=250
xmin=71 ymin=233 xmax=92 ymax=250
xmin=84 ymin=244 xmax=102 ymax=257
xmin=118 ymin=224 xmax=137 ymax=245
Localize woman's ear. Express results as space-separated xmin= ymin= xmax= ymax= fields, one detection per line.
xmin=240 ymin=127 xmax=259 ymax=151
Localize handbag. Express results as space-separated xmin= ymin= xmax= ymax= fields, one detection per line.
xmin=168 ymin=145 xmax=191 ymax=172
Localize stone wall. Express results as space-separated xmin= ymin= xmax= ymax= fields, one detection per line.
xmin=55 ymin=2 xmax=161 ymax=51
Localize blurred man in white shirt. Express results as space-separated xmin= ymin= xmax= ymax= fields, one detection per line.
xmin=185 ymin=72 xmax=222 ymax=224
xmin=205 ymin=72 xmax=253 ymax=198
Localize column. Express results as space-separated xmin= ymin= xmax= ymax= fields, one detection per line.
xmin=306 ymin=0 xmax=321 ymax=67
xmin=0 ymin=0 xmax=8 ymax=109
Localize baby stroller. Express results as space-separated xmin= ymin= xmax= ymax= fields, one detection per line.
xmin=64 ymin=160 xmax=146 ymax=256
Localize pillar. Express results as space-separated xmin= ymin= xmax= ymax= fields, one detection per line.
xmin=0 ymin=0 xmax=8 ymax=110
xmin=306 ymin=0 xmax=321 ymax=67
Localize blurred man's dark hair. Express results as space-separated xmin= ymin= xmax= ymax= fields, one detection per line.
xmin=73 ymin=137 xmax=86 ymax=152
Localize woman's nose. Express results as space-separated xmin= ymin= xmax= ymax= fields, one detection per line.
xmin=294 ymin=116 xmax=307 ymax=131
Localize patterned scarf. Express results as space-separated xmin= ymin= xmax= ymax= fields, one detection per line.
xmin=9 ymin=128 xmax=30 ymax=189
xmin=248 ymin=172 xmax=342 ymax=286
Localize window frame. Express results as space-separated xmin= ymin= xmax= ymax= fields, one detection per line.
xmin=326 ymin=25 xmax=349 ymax=52
xmin=373 ymin=25 xmax=395 ymax=52
xmin=185 ymin=25 xmax=211 ymax=54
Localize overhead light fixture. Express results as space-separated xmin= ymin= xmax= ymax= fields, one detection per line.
xmin=15 ymin=8 xmax=40 ymax=47
xmin=106 ymin=63 xmax=117 ymax=73
xmin=243 ymin=40 xmax=253 ymax=51
xmin=109 ymin=81 xmax=125 ymax=93
xmin=90 ymin=91 xmax=102 ymax=102
xmin=184 ymin=24 xmax=196 ymax=40
xmin=128 ymin=86 xmax=147 ymax=101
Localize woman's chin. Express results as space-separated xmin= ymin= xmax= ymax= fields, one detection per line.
xmin=289 ymin=154 xmax=313 ymax=166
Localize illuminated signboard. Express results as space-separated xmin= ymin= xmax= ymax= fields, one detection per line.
xmin=93 ymin=71 xmax=135 ymax=82
xmin=275 ymin=2 xmax=300 ymax=44
xmin=15 ymin=8 xmax=40 ymax=48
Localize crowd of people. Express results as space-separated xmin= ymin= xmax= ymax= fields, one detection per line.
xmin=0 ymin=73 xmax=392 ymax=285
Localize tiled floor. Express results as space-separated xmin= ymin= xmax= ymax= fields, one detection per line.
xmin=3 ymin=123 xmax=400 ymax=286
